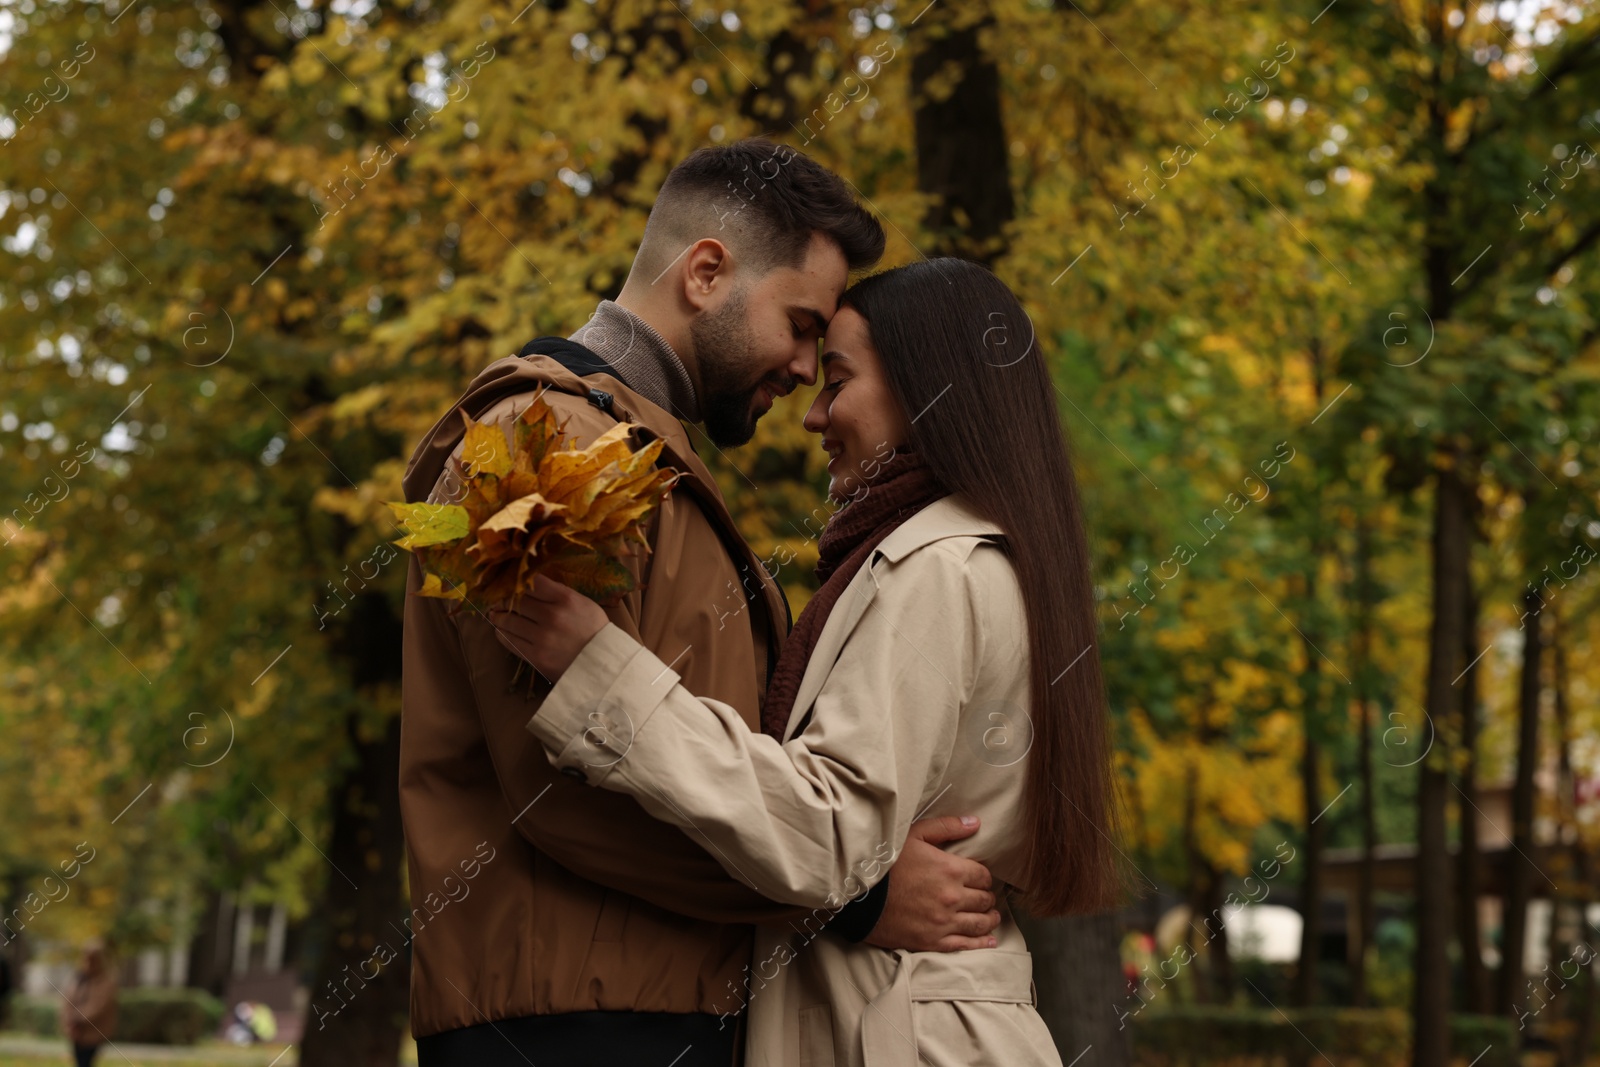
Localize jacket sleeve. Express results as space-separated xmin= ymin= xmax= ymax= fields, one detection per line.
xmin=525 ymin=541 xmax=997 ymax=909
xmin=62 ymin=974 xmax=114 ymax=1034
xmin=436 ymin=390 xmax=815 ymax=925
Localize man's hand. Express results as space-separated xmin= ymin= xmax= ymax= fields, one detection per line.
xmin=865 ymin=815 xmax=1000 ymax=953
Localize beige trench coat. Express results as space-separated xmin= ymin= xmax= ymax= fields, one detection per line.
xmin=526 ymin=494 xmax=1064 ymax=1067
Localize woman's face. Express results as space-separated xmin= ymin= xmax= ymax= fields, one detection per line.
xmin=803 ymin=305 xmax=910 ymax=501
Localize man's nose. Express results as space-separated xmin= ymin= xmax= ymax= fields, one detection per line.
xmin=789 ymin=346 xmax=819 ymax=387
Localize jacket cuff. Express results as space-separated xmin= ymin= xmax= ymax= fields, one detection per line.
xmin=525 ymin=622 xmax=680 ymax=786
xmin=824 ymin=871 xmax=890 ymax=943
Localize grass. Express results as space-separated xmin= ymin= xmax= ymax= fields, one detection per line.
xmin=0 ymin=1032 xmax=422 ymax=1067
xmin=0 ymin=1035 xmax=295 ymax=1065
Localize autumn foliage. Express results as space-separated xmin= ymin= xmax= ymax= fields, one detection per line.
xmin=386 ymin=393 xmax=678 ymax=609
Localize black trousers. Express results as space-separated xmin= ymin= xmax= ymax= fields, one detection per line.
xmin=416 ymin=1010 xmax=741 ymax=1067
xmin=72 ymin=1044 xmax=101 ymax=1067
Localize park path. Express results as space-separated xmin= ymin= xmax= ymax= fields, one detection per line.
xmin=0 ymin=1034 xmax=421 ymax=1066
xmin=0 ymin=1034 xmax=295 ymax=1065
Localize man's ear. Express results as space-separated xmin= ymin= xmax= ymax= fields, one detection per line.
xmin=682 ymin=238 xmax=731 ymax=312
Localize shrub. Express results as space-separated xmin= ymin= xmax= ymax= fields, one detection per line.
xmin=114 ymin=988 xmax=226 ymax=1044
xmin=1130 ymin=1006 xmax=1409 ymax=1067
xmin=1448 ymin=1014 xmax=1516 ymax=1067
xmin=6 ymin=988 xmax=225 ymax=1045
xmin=7 ymin=994 xmax=59 ymax=1038
xmin=1130 ymin=1006 xmax=1513 ymax=1067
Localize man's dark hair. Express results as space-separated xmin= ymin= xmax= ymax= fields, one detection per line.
xmin=636 ymin=138 xmax=885 ymax=278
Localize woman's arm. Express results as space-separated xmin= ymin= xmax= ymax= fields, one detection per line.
xmin=519 ymin=540 xmax=995 ymax=909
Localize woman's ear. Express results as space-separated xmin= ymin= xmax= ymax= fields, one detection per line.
xmin=682 ymin=238 xmax=730 ymax=311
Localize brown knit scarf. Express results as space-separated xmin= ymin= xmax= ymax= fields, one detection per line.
xmin=759 ymin=448 xmax=948 ymax=739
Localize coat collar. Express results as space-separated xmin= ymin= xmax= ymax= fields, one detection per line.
xmin=870 ymin=493 xmax=1007 ymax=564
xmin=780 ymin=494 xmax=1006 ymax=741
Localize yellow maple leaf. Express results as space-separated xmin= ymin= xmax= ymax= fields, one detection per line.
xmin=459 ymin=410 xmax=514 ymax=479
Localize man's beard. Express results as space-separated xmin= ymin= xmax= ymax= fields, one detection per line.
xmin=690 ymin=286 xmax=788 ymax=448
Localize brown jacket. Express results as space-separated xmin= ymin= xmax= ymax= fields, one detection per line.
xmin=60 ymin=965 xmax=117 ymax=1045
xmin=399 ymin=349 xmax=808 ymax=1038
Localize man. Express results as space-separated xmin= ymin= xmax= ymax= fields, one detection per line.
xmin=399 ymin=139 xmax=999 ymax=1066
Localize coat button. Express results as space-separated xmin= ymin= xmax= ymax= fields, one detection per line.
xmin=560 ymin=766 xmax=586 ymax=780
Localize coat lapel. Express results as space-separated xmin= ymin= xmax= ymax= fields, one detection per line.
xmin=779 ymin=495 xmax=1007 ymax=742
xmin=781 ymin=567 xmax=880 ymax=741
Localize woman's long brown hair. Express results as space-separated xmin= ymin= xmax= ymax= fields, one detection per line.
xmin=842 ymin=258 xmax=1123 ymax=916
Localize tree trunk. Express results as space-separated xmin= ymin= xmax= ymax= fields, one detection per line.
xmin=1545 ymin=610 xmax=1584 ymax=1067
xmin=1124 ymin=765 xmax=1160 ymax=934
xmin=1569 ymin=854 xmax=1596 ymax=1064
xmin=1457 ymin=584 xmax=1488 ymax=1014
xmin=1295 ymin=573 xmax=1324 ymax=1008
xmin=1572 ymin=936 xmax=1597 ymax=1067
xmin=1551 ymin=615 xmax=1595 ymax=1063
xmin=1177 ymin=755 xmax=1209 ymax=1004
xmin=1413 ymin=462 xmax=1469 ymax=1067
xmin=1293 ymin=366 xmax=1327 ymax=1007
xmin=1572 ymin=895 xmax=1598 ymax=1057
xmin=297 ymin=712 xmax=408 ymax=1067
xmin=300 ymin=592 xmax=408 ymax=1067
xmin=910 ymin=1 xmax=1015 ymax=263
xmin=1350 ymin=514 xmax=1378 ymax=1008
xmin=1499 ymin=586 xmax=1543 ymax=1021
xmin=184 ymin=888 xmax=232 ymax=998
xmin=1201 ymin=863 xmax=1232 ymax=1004
xmin=1017 ymin=910 xmax=1132 ymax=1067
xmin=1180 ymin=756 xmax=1202 ymax=1007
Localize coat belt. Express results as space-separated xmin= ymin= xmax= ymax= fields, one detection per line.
xmin=858 ymin=949 xmax=1037 ymax=1066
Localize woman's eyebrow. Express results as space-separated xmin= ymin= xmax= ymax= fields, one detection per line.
xmin=820 ymin=350 xmax=853 ymax=368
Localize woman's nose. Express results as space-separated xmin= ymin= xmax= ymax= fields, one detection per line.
xmin=802 ymin=391 xmax=828 ymax=433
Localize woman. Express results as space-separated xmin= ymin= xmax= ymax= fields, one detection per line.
xmin=492 ymin=258 xmax=1122 ymax=1066
xmin=59 ymin=940 xmax=117 ymax=1067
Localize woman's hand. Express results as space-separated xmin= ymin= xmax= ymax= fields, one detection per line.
xmin=488 ymin=574 xmax=610 ymax=682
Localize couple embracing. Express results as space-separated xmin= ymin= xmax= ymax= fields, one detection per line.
xmin=398 ymin=138 xmax=1120 ymax=1067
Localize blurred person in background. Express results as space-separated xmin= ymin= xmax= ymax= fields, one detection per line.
xmin=58 ymin=939 xmax=117 ymax=1067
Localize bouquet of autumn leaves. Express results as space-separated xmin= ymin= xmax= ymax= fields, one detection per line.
xmin=386 ymin=394 xmax=679 ymax=612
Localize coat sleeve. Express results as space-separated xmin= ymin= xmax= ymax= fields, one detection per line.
xmin=433 ymin=390 xmax=814 ymax=925
xmin=526 ymin=540 xmax=996 ymax=909
xmin=61 ymin=974 xmax=115 ymax=1037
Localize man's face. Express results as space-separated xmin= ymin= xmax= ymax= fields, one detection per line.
xmin=691 ymin=232 xmax=849 ymax=447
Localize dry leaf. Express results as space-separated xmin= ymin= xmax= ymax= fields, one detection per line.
xmin=386 ymin=394 xmax=678 ymax=610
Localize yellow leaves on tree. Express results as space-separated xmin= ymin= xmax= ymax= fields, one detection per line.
xmin=385 ymin=393 xmax=678 ymax=611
